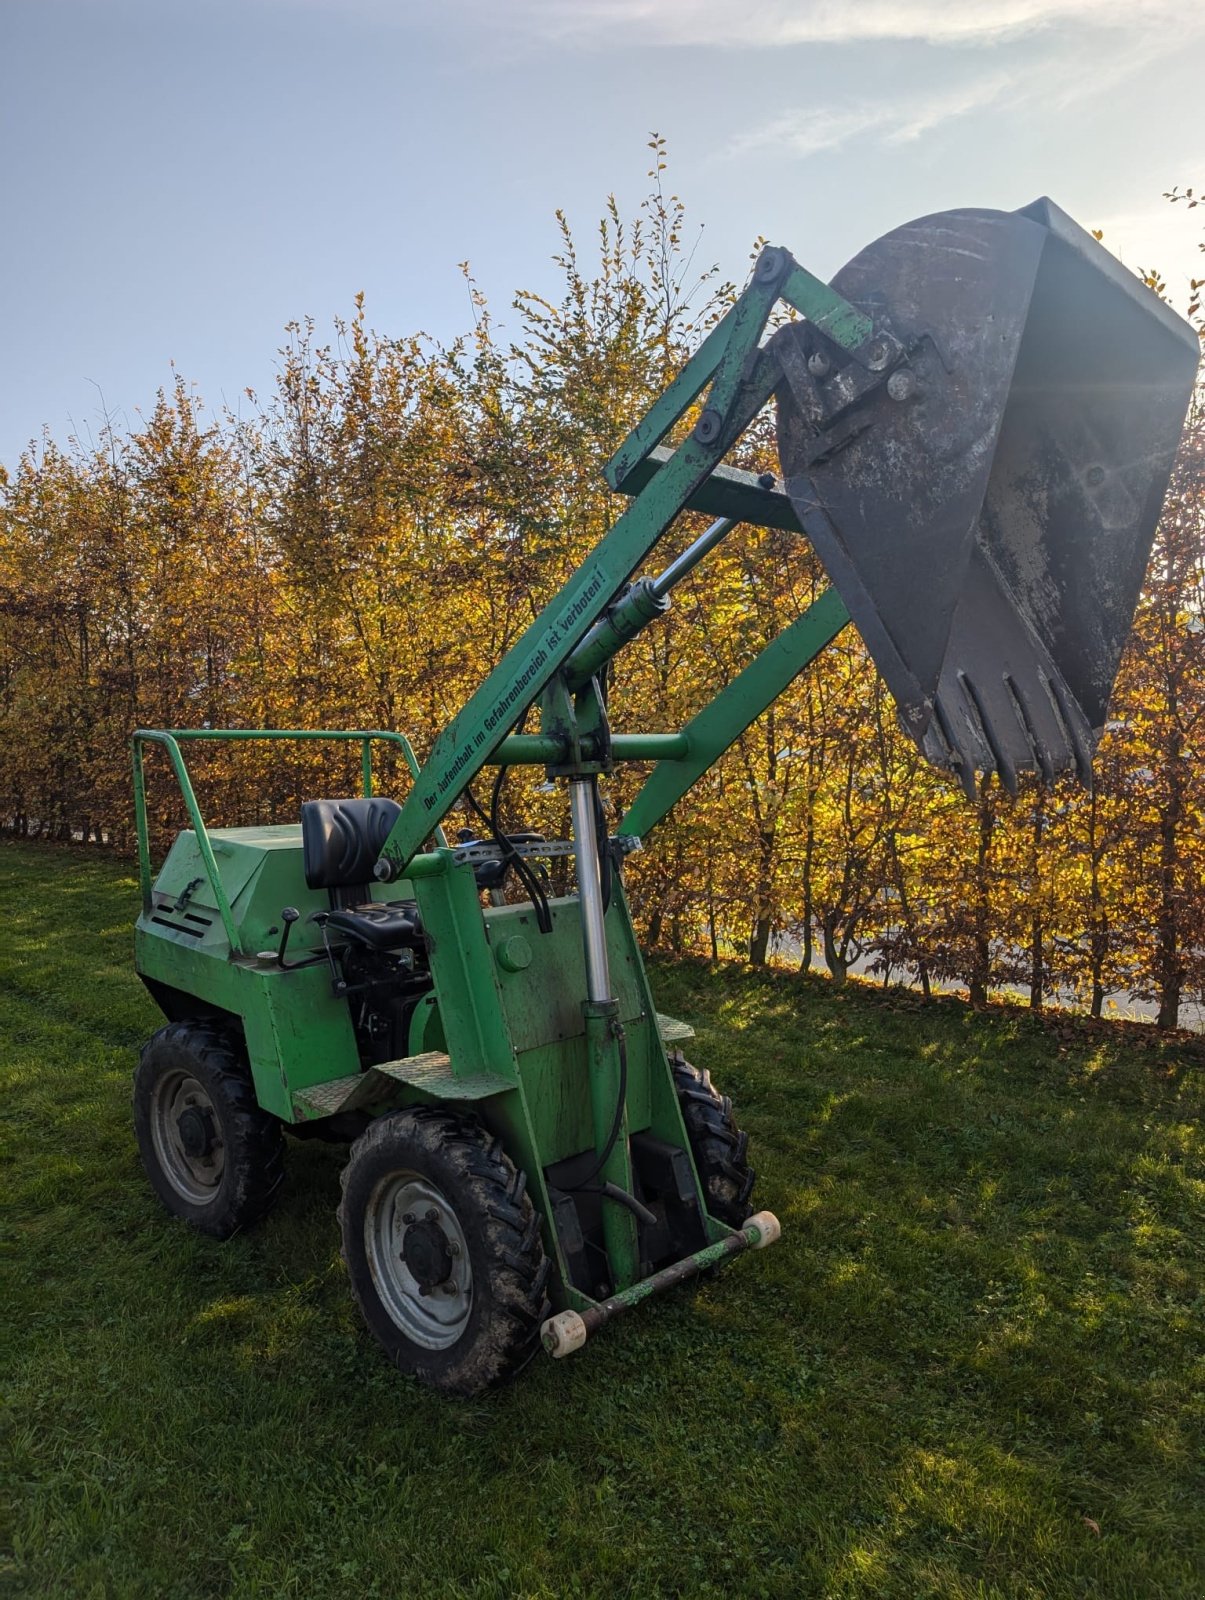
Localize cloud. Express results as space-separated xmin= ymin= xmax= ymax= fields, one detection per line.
xmin=505 ymin=0 xmax=1196 ymax=51
xmin=730 ymin=70 xmax=1019 ymax=158
xmin=725 ymin=13 xmax=1195 ymax=163
xmin=244 ymin=0 xmax=1204 ymax=57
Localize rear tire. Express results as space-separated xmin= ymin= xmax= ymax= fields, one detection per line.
xmin=134 ymin=1020 xmax=285 ymax=1239
xmin=339 ymin=1107 xmax=551 ymax=1396
xmin=671 ymin=1053 xmax=755 ymax=1229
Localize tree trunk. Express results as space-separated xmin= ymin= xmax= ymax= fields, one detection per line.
xmin=1085 ymin=789 xmax=1108 ymax=1018
xmin=969 ymin=778 xmax=994 ymax=1009
xmin=887 ymin=827 xmax=931 ymax=1000
xmin=1155 ymin=734 xmax=1184 ymax=1030
xmin=750 ymin=827 xmax=775 ymax=967
xmin=799 ymin=818 xmax=815 ymax=975
xmin=1029 ymin=915 xmax=1043 ymax=1010
xmin=822 ymin=915 xmax=849 ymax=986
xmin=1028 ymin=803 xmax=1044 ymax=1009
xmin=1157 ymin=971 xmax=1181 ymax=1030
xmin=1088 ymin=904 xmax=1109 ymax=1017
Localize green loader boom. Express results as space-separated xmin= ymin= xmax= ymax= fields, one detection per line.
xmin=132 ymin=200 xmax=1197 ymax=1394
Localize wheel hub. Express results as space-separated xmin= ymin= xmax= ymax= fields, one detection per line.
xmin=365 ymin=1173 xmax=472 ymax=1350
xmin=149 ymin=1068 xmax=226 ymax=1204
xmin=401 ymin=1217 xmax=454 ymax=1292
xmin=177 ymin=1104 xmax=216 ymax=1160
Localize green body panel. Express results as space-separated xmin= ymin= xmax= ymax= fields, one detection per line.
xmin=135 ymin=930 xmax=358 ymax=1124
xmin=146 ymin=826 xmax=324 ymax=957
xmin=136 ymin=824 xmax=420 ymax=1121
xmin=483 ymin=896 xmax=652 ymax=1156
xmin=409 ymin=856 xmax=521 ymax=1085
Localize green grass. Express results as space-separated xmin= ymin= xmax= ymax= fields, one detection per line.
xmin=2 ymin=837 xmax=1203 ymax=1600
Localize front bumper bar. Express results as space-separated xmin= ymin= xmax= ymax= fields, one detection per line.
xmin=540 ymin=1210 xmax=781 ymax=1359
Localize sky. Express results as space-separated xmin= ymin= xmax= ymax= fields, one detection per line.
xmin=1 ymin=0 xmax=1201 ymax=469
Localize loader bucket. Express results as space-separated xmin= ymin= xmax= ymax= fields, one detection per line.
xmin=775 ymin=197 xmax=1198 ymax=792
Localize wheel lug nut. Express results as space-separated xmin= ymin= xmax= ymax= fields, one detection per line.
xmin=402 ymin=1212 xmax=415 ymax=1225
xmin=448 ymin=1241 xmax=461 ymax=1257
xmin=425 ymin=1208 xmax=438 ymax=1223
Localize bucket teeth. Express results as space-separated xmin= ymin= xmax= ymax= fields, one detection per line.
xmin=919 ymin=645 xmax=1097 ymax=795
xmin=1004 ymin=676 xmax=1055 ymax=788
xmin=960 ymin=672 xmax=1020 ymax=796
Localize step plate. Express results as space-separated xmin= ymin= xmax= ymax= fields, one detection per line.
xmin=376 ymin=1052 xmax=514 ymax=1100
xmin=292 ymin=1051 xmax=514 ymax=1121
xmin=656 ymin=1013 xmax=695 ymax=1045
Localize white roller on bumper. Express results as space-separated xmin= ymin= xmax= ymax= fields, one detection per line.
xmin=541 ymin=1309 xmax=588 ymax=1359
xmin=745 ymin=1210 xmax=781 ymax=1249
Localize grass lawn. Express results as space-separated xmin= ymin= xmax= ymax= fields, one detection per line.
xmin=2 ymin=836 xmax=1203 ymax=1599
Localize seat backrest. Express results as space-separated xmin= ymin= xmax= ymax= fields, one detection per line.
xmin=300 ymin=797 xmax=402 ymax=891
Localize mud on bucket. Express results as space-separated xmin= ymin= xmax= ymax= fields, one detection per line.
xmin=775 ymin=197 xmax=1199 ymax=794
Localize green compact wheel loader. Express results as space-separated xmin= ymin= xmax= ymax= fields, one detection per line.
xmin=131 ymin=199 xmax=1198 ymax=1394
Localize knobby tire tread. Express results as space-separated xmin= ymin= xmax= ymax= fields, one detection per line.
xmin=134 ymin=1019 xmax=285 ymax=1240
xmin=670 ymin=1052 xmax=756 ymax=1228
xmin=339 ymin=1106 xmax=550 ymax=1396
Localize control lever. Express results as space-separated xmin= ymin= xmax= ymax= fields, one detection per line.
xmin=275 ymin=907 xmax=300 ymax=968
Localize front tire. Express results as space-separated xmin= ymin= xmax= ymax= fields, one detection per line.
xmin=339 ymin=1107 xmax=551 ymax=1396
xmin=134 ymin=1020 xmax=285 ymax=1239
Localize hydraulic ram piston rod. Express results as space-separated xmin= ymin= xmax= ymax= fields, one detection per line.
xmin=569 ymin=776 xmax=643 ymax=1286
xmin=569 ymin=778 xmax=612 ymax=1004
xmin=650 ymin=514 xmax=739 ymax=598
xmin=565 ymin=516 xmax=740 ymax=690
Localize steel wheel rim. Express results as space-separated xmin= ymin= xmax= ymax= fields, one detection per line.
xmin=150 ymin=1069 xmax=225 ymax=1205
xmin=365 ymin=1171 xmax=473 ymax=1350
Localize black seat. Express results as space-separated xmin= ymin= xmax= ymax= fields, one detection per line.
xmin=300 ymin=797 xmax=423 ymax=952
xmin=301 ymin=797 xmax=401 ymax=891
xmin=325 ymin=902 xmax=421 ymax=952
